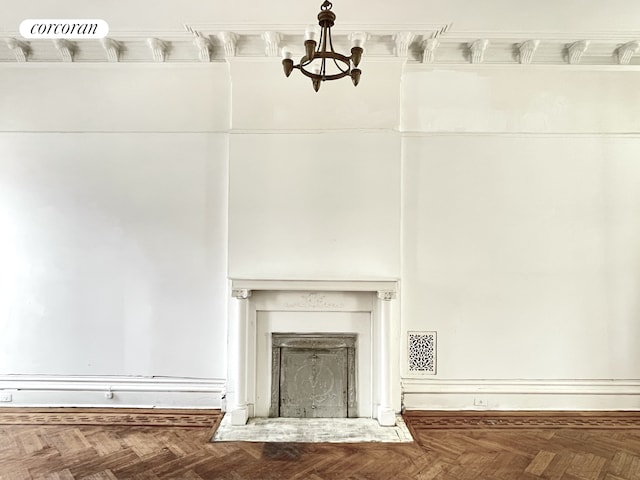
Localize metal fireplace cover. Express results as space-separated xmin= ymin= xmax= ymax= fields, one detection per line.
xmin=270 ymin=333 xmax=357 ymax=418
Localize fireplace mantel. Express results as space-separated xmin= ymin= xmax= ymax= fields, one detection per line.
xmin=227 ymin=278 xmax=400 ymax=427
xmin=231 ymin=279 xmax=397 ymax=293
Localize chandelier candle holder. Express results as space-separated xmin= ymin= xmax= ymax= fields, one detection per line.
xmin=281 ymin=0 xmax=363 ymax=92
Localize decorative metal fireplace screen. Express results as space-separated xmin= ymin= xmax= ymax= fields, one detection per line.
xmin=270 ymin=333 xmax=357 ymax=418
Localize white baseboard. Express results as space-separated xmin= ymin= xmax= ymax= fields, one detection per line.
xmin=3 ymin=376 xmax=638 ymax=411
xmin=0 ymin=375 xmax=225 ymax=409
xmin=402 ymin=379 xmax=640 ymax=411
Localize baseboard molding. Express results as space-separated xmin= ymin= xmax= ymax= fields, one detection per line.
xmin=0 ymin=375 xmax=225 ymax=408
xmin=402 ymin=379 xmax=640 ymax=411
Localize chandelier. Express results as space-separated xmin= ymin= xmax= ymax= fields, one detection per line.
xmin=281 ymin=0 xmax=363 ymax=92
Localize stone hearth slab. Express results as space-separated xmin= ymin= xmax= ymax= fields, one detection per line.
xmin=211 ymin=414 xmax=413 ymax=443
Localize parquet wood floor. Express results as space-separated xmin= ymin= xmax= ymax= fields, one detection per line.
xmin=1 ymin=409 xmax=640 ymax=480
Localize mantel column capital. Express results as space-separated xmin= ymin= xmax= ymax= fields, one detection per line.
xmin=377 ymin=291 xmax=396 ymax=301
xmin=232 ymin=289 xmax=252 ymax=299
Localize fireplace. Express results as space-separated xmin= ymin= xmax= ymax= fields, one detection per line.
xmin=270 ymin=333 xmax=357 ymax=418
xmin=228 ymin=280 xmax=399 ymax=427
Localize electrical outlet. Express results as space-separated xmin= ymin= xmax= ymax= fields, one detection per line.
xmin=473 ymin=397 xmax=488 ymax=407
xmin=0 ymin=392 xmax=12 ymax=402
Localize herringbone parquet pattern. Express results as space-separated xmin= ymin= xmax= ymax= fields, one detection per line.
xmin=1 ymin=409 xmax=640 ymax=480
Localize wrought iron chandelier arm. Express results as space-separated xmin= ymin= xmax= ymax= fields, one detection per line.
xmin=331 ymin=57 xmax=349 ymax=74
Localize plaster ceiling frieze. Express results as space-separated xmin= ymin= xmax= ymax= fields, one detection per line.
xmin=567 ymin=40 xmax=590 ymax=65
xmin=469 ymin=39 xmax=489 ymax=63
xmin=421 ymin=38 xmax=439 ymax=64
xmin=261 ymin=31 xmax=282 ymax=57
xmin=101 ymin=38 xmax=122 ymax=62
xmin=410 ymin=30 xmax=640 ymax=66
xmin=393 ymin=32 xmax=416 ymax=58
xmin=6 ymin=37 xmax=29 ymax=62
xmin=218 ymin=31 xmax=238 ymax=57
xmin=147 ymin=37 xmax=169 ymax=62
xmin=518 ymin=39 xmax=540 ymax=64
xmin=0 ymin=26 xmax=639 ymax=67
xmin=193 ymin=32 xmax=213 ymax=62
xmin=617 ymin=40 xmax=640 ymax=65
xmin=53 ymin=39 xmax=75 ymax=62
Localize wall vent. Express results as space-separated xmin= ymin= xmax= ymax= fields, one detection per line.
xmin=408 ymin=331 xmax=437 ymax=375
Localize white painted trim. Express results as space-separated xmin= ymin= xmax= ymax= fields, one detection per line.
xmin=402 ymin=379 xmax=640 ymax=394
xmin=4 ymin=26 xmax=634 ymax=40
xmin=230 ymin=278 xmax=398 ymax=293
xmin=183 ymin=24 xmax=452 ymax=35
xmin=223 ymin=56 xmax=407 ymax=65
xmin=0 ymin=375 xmax=225 ymax=408
xmin=401 ymin=132 xmax=640 ymax=138
xmin=0 ymin=62 xmax=226 ymax=69
xmin=404 ymin=63 xmax=640 ymax=72
xmin=442 ymin=30 xmax=640 ymax=42
xmin=229 ymin=129 xmax=399 ymax=135
xmin=402 ymin=379 xmax=640 ymax=410
xmin=0 ymin=130 xmax=230 ymax=135
xmin=3 ymin=29 xmax=638 ymax=65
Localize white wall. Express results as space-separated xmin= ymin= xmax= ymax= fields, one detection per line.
xmin=0 ymin=64 xmax=230 ymax=406
xmin=227 ymin=58 xmax=403 ymax=280
xmin=401 ymin=67 xmax=640 ymax=134
xmin=402 ymin=134 xmax=640 ymax=379
xmin=0 ymin=64 xmax=230 ymax=132
xmin=401 ymin=67 xmax=640 ymax=409
xmin=228 ymin=132 xmax=401 ymax=280
xmin=228 ymin=60 xmax=403 ymax=131
xmin=0 ymin=132 xmax=228 ymax=377
xmin=3 ymin=59 xmax=640 ymax=411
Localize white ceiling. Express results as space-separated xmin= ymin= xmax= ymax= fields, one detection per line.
xmin=1 ymin=0 xmax=640 ymax=35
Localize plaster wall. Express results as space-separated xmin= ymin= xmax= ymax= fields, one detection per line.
xmin=402 ymin=134 xmax=640 ymax=380
xmin=0 ymin=65 xmax=230 ymax=406
xmin=227 ymin=132 xmax=401 ymax=280
xmin=2 ymin=62 xmax=640 ymax=410
xmin=400 ymin=67 xmax=640 ymax=409
xmin=0 ymin=132 xmax=229 ymax=379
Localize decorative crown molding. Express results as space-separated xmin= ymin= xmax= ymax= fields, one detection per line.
xmin=218 ymin=31 xmax=239 ymax=57
xmin=617 ymin=40 xmax=640 ymax=65
xmin=100 ymin=38 xmax=122 ymax=62
xmin=6 ymin=38 xmax=30 ymax=62
xmin=393 ymin=32 xmax=416 ymax=57
xmin=53 ymin=39 xmax=75 ymax=63
xmin=193 ymin=33 xmax=213 ymax=62
xmin=1 ymin=27 xmax=639 ymax=66
xmin=421 ymin=38 xmax=439 ymax=63
xmin=518 ymin=39 xmax=539 ymax=64
xmin=261 ymin=31 xmax=282 ymax=57
xmin=146 ymin=37 xmax=168 ymax=62
xmin=567 ymin=40 xmax=590 ymax=64
xmin=469 ymin=39 xmax=489 ymax=64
